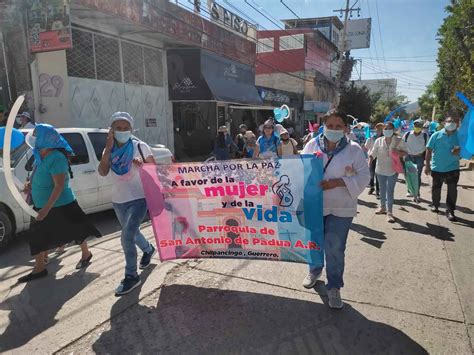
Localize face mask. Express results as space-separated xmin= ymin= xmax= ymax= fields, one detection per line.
xmin=114 ymin=130 xmax=131 ymax=144
xmin=414 ymin=127 xmax=422 ymax=133
xmin=324 ymin=127 xmax=345 ymax=143
xmin=16 ymin=116 xmax=22 ymax=124
xmin=445 ymin=122 xmax=457 ymax=131
xmin=383 ymin=129 xmax=394 ymax=138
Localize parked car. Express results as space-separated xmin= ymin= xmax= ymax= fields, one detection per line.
xmin=0 ymin=128 xmax=172 ymax=249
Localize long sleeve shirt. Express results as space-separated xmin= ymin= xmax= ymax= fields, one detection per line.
xmin=302 ymin=139 xmax=371 ymax=218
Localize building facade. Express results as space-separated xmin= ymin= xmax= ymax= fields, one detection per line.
xmin=352 ymin=79 xmax=397 ymax=100
xmin=256 ymin=28 xmax=338 ymax=128
xmin=0 ymin=0 xmax=260 ymax=160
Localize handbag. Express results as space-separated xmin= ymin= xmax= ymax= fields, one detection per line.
xmin=390 ymin=151 xmax=404 ymax=174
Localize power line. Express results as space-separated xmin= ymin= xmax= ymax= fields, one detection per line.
xmin=280 ymin=0 xmax=301 ymax=19
xmin=356 ymin=57 xmax=436 ymax=62
xmin=362 ymin=62 xmax=431 ymax=86
xmin=365 ymin=0 xmax=382 ymax=75
xmin=172 ymin=1 xmax=336 ymax=89
xmin=374 ymin=0 xmax=387 ymax=72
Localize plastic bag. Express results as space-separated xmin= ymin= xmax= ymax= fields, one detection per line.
xmin=390 ymin=151 xmax=404 ymax=174
xmin=405 ymin=160 xmax=419 ymax=197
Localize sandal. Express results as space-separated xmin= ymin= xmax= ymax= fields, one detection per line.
xmin=375 ymin=208 xmax=387 ymax=215
xmin=75 ymin=252 xmax=93 ymax=269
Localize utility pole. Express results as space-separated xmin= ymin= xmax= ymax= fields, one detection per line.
xmin=333 ymin=0 xmax=361 ymax=107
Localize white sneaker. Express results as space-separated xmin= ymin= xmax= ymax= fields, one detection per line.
xmin=302 ymin=271 xmax=322 ymax=289
xmin=406 ymin=192 xmax=412 ymax=197
xmin=327 ymin=288 xmax=344 ymax=309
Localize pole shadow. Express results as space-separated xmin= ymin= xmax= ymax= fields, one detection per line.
xmin=357 ymin=199 xmax=378 ymax=209
xmin=0 ymin=258 xmax=100 ymax=352
xmin=350 ymin=223 xmax=387 ymax=249
xmin=393 ymin=220 xmax=455 ymax=242
xmin=91 ymin=284 xmax=427 ymax=354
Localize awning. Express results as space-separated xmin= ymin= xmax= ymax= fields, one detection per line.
xmin=167 ymin=49 xmax=262 ymax=105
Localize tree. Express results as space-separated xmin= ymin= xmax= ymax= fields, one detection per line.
xmin=371 ymin=94 xmax=409 ymax=124
xmin=338 ymin=84 xmax=378 ymax=121
xmin=423 ymin=0 xmax=473 ymax=115
xmin=418 ymin=84 xmax=440 ymax=119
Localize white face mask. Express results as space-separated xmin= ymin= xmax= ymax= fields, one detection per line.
xmin=114 ymin=130 xmax=132 ymax=144
xmin=445 ymin=122 xmax=457 ymax=131
xmin=324 ymin=127 xmax=345 ymax=143
xmin=16 ymin=116 xmax=22 ymax=124
xmin=383 ymin=129 xmax=394 ymax=138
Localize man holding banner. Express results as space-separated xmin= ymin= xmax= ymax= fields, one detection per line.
xmin=301 ymin=110 xmax=370 ymax=309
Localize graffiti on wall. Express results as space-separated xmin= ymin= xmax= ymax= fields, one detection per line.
xmin=39 ymin=73 xmax=64 ymax=97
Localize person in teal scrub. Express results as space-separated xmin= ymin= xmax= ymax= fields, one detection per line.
xmin=425 ymin=116 xmax=461 ymax=221
xmin=18 ymin=124 xmax=100 ymax=283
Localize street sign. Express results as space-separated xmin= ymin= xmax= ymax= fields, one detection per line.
xmin=346 ymin=18 xmax=371 ymax=50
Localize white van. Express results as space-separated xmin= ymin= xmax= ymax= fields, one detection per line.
xmin=0 ymin=128 xmax=172 ymax=249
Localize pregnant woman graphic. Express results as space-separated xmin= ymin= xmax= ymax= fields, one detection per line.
xmin=272 ymin=175 xmax=294 ymax=207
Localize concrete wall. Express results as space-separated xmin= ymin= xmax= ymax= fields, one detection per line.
xmin=31 ymin=50 xmax=71 ymax=127
xmin=256 ymin=72 xmax=305 ymax=95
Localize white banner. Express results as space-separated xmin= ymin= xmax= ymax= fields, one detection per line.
xmin=346 ymin=18 xmax=371 ymax=50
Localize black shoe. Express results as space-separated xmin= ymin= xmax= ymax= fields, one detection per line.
xmin=18 ymin=269 xmax=48 ymax=283
xmin=115 ymin=275 xmax=141 ymax=296
xmin=368 ymin=188 xmax=375 ymax=195
xmin=75 ymin=252 xmax=93 ymax=269
xmin=431 ymin=206 xmax=439 ymax=213
xmin=447 ymin=211 xmax=457 ymax=222
xmin=139 ymin=245 xmax=156 ymax=270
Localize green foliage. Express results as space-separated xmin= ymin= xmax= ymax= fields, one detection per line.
xmin=425 ymin=0 xmax=473 ymax=115
xmin=418 ymin=84 xmax=439 ymax=119
xmin=338 ymin=84 xmax=379 ymax=122
xmin=371 ymin=94 xmax=409 ymax=124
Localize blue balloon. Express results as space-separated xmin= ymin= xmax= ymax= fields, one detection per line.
xmin=0 ymin=127 xmax=25 ymax=150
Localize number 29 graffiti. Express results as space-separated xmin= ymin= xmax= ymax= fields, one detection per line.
xmin=39 ymin=73 xmax=64 ymax=97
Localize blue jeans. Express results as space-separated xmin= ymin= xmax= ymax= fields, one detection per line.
xmin=113 ymin=198 xmax=152 ymax=278
xmin=310 ymin=215 xmax=353 ymax=290
xmin=406 ymin=155 xmax=425 ymax=196
xmin=377 ymin=173 xmax=398 ymax=213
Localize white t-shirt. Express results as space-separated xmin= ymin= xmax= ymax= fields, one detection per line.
xmin=302 ymin=139 xmax=370 ymax=218
xmin=370 ymin=136 xmax=407 ymax=176
xmin=109 ymin=140 xmax=153 ymax=204
xmin=280 ymin=138 xmax=297 ymax=156
xmin=404 ymin=131 xmax=427 ymax=156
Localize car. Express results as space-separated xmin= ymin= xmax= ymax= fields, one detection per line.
xmin=0 ymin=128 xmax=173 ymax=250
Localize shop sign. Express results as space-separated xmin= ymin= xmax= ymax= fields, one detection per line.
xmin=27 ymin=0 xmax=72 ymax=53
xmin=208 ymin=1 xmax=257 ymax=39
xmin=259 ymin=89 xmax=291 ymax=105
xmin=146 ymin=118 xmax=157 ymax=127
xmin=304 ymin=101 xmax=330 ymax=113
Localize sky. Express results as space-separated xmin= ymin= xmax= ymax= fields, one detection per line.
xmin=214 ymin=0 xmax=451 ymax=103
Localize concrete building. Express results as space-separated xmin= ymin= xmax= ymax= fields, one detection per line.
xmin=256 ymin=28 xmax=338 ymax=128
xmin=352 ymin=79 xmax=397 ymax=100
xmin=0 ymin=0 xmax=260 ymax=161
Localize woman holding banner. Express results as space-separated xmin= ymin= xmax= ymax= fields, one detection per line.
xmin=98 ymin=112 xmax=156 ymax=296
xmin=301 ymin=110 xmax=370 ymax=309
xmin=18 ymin=124 xmax=100 ymax=283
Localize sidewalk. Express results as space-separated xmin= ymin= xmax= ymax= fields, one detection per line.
xmin=0 ymin=170 xmax=473 ymax=354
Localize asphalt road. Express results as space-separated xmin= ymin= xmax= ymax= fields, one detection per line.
xmin=0 ymin=169 xmax=473 ymax=354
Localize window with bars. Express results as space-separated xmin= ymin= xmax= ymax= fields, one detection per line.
xmin=66 ymin=28 xmax=163 ymax=87
xmin=94 ymin=34 xmax=121 ymax=82
xmin=279 ymin=34 xmax=304 ymax=51
xmin=257 ymin=38 xmax=274 ymax=53
xmin=66 ymin=29 xmax=95 ymax=79
xmin=122 ymin=42 xmax=144 ymax=85
xmin=144 ymin=47 xmax=163 ymax=87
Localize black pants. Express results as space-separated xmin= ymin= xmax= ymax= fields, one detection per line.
xmin=431 ymin=170 xmax=460 ymax=212
xmin=369 ymin=158 xmax=379 ymax=192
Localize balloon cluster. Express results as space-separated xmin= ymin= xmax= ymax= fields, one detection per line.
xmin=273 ymin=104 xmax=290 ymax=123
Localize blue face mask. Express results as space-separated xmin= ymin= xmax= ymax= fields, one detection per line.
xmin=324 ymin=127 xmax=345 ymax=143
xmin=114 ymin=130 xmax=132 ymax=144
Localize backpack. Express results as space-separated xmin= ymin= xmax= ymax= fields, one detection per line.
xmin=404 ymin=131 xmax=427 ymax=145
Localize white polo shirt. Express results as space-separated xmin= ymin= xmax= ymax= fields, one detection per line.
xmin=404 ymin=131 xmax=427 ymax=156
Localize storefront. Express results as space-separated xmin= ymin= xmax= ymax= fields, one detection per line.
xmin=304 ymin=101 xmax=332 ymax=125
xmin=167 ymin=48 xmax=262 ymax=161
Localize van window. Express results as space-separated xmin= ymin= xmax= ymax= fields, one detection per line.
xmin=87 ymin=132 xmax=107 ymax=161
xmin=62 ymin=133 xmax=89 ymax=165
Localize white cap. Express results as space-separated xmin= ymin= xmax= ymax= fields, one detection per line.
xmin=110 ymin=112 xmax=134 ymax=128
